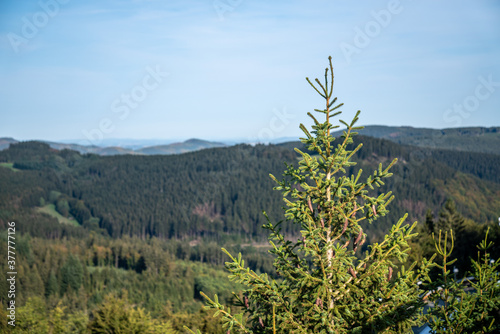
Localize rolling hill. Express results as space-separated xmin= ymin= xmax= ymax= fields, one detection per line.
xmin=3 ymin=125 xmax=499 ymax=157
xmin=135 ymin=138 xmax=226 ymax=155
xmin=0 ymin=137 xmax=18 ymax=150
xmin=0 ymin=137 xmax=225 ymax=156
xmin=1 ymin=135 xmax=499 ymax=242
xmin=338 ymin=125 xmax=500 ymax=154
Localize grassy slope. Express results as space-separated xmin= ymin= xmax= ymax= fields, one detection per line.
xmin=36 ymin=204 xmax=80 ymax=226
xmin=0 ymin=162 xmax=20 ymax=172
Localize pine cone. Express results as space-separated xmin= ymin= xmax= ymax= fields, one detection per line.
xmin=307 ymin=197 xmax=314 ymax=213
xmin=355 ymin=229 xmax=363 ymax=245
xmin=244 ymin=296 xmax=249 ymax=308
xmin=342 ymin=217 xmax=348 ymax=234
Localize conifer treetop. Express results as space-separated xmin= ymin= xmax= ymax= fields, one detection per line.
xmin=187 ymin=56 xmax=434 ymax=334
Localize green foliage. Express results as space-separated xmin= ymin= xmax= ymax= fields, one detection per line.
xmin=435 ymin=199 xmax=465 ymax=233
xmin=88 ymin=292 xmax=177 ymax=334
xmin=56 ymin=198 xmax=70 ymax=217
xmin=194 ymin=57 xmax=434 ymax=333
xmin=424 ymin=229 xmax=500 ymax=333
xmin=49 ymin=190 xmax=62 ymax=203
xmin=414 ymin=200 xmax=499 ymax=276
xmin=49 ymin=304 xmax=67 ymax=334
xmin=1 ymin=298 xmax=88 ymax=334
xmin=60 ymin=254 xmax=84 ymax=295
xmin=69 ymin=199 xmax=92 ymax=224
xmin=46 ymin=270 xmax=59 ymax=297
xmin=0 ymin=232 xmax=243 ymax=333
xmin=168 ymin=307 xmax=225 ymax=333
xmin=14 ymin=297 xmax=50 ymax=333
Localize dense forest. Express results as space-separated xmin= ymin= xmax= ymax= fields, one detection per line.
xmin=0 ymin=136 xmax=499 ymax=333
xmin=1 ymin=136 xmax=499 ymax=241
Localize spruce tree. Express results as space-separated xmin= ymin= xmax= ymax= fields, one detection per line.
xmin=60 ymin=254 xmax=84 ymax=295
xmin=425 ymin=229 xmax=500 ymax=333
xmin=188 ymin=57 xmax=433 ymax=333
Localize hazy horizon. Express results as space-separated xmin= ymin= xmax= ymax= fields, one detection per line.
xmin=3 ymin=123 xmax=500 ymax=149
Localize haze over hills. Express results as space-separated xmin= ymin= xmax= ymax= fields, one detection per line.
xmin=0 ymin=137 xmax=226 ymax=156
xmin=0 ymin=137 xmax=17 ymax=150
xmin=136 ymin=139 xmax=225 ymax=155
xmin=2 ymin=125 xmax=500 ymax=156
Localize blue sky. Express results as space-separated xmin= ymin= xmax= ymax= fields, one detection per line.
xmin=0 ymin=0 xmax=499 ymax=145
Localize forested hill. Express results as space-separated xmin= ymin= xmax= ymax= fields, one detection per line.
xmin=333 ymin=125 xmax=500 ymax=154
xmin=1 ymin=136 xmax=499 ymax=243
xmin=0 ymin=137 xmax=226 ymax=156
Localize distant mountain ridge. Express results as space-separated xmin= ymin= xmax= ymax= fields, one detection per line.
xmin=336 ymin=125 xmax=500 ymax=155
xmin=136 ymin=139 xmax=225 ymax=155
xmin=0 ymin=137 xmax=226 ymax=156
xmin=0 ymin=137 xmax=17 ymax=150
xmin=2 ymin=125 xmax=499 ymax=156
